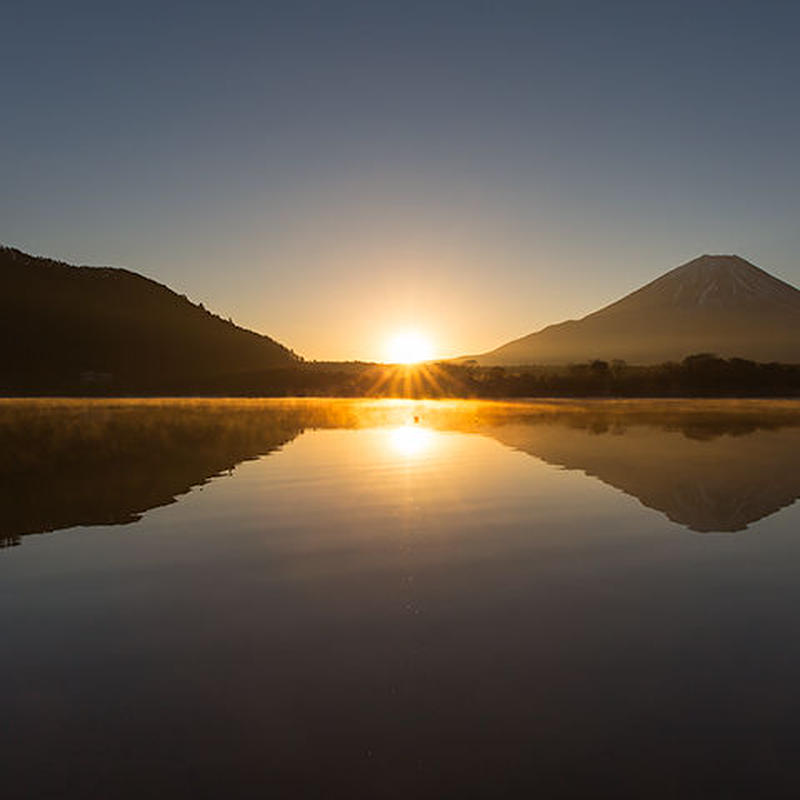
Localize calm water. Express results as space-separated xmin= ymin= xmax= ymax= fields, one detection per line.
xmin=3 ymin=398 xmax=800 ymax=798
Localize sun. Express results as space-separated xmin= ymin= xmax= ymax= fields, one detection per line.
xmin=384 ymin=330 xmax=434 ymax=364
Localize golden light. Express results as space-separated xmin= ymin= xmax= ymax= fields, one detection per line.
xmin=384 ymin=330 xmax=434 ymax=364
xmin=388 ymin=425 xmax=434 ymax=458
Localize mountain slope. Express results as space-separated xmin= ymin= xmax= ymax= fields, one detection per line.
xmin=477 ymin=255 xmax=800 ymax=365
xmin=0 ymin=246 xmax=299 ymax=387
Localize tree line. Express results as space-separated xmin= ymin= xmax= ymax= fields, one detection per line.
xmin=4 ymin=354 xmax=800 ymax=398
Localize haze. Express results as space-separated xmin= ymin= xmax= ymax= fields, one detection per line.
xmin=3 ymin=0 xmax=800 ymax=361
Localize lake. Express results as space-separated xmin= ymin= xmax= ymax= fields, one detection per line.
xmin=3 ymin=398 xmax=800 ymax=798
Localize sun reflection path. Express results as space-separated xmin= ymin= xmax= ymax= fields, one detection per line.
xmin=388 ymin=424 xmax=435 ymax=458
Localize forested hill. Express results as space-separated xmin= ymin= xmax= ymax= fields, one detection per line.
xmin=0 ymin=246 xmax=299 ymax=390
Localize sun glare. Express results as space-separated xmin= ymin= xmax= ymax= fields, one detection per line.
xmin=384 ymin=331 xmax=434 ymax=364
xmin=388 ymin=425 xmax=434 ymax=458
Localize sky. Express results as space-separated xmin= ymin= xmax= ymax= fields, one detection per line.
xmin=2 ymin=0 xmax=800 ymax=361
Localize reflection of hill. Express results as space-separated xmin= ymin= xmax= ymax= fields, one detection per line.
xmin=0 ymin=398 xmax=451 ymax=547
xmin=3 ymin=399 xmax=800 ymax=545
xmin=0 ymin=401 xmax=304 ymax=547
xmin=486 ymin=422 xmax=800 ymax=532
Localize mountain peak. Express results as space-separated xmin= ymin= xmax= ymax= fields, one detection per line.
xmin=670 ymin=253 xmax=761 ymax=279
xmin=629 ymin=253 xmax=800 ymax=313
xmin=689 ymin=253 xmax=745 ymax=264
xmin=477 ymin=254 xmax=800 ymax=365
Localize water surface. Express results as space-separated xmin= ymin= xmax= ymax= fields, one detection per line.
xmin=3 ymin=398 xmax=800 ymax=798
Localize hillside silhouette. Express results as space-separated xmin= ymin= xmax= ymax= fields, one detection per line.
xmin=0 ymin=246 xmax=298 ymax=390
xmin=475 ymin=255 xmax=800 ymax=365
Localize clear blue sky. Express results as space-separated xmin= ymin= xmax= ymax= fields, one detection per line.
xmin=3 ymin=0 xmax=799 ymax=360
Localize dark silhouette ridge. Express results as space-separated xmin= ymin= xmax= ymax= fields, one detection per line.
xmin=0 ymin=246 xmax=299 ymax=389
xmin=473 ymin=254 xmax=800 ymax=365
xmin=2 ymin=399 xmax=800 ymax=546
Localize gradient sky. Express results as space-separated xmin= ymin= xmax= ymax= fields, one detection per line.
xmin=3 ymin=0 xmax=800 ymax=361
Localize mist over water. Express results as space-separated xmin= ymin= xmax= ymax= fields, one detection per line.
xmin=3 ymin=399 xmax=800 ymax=797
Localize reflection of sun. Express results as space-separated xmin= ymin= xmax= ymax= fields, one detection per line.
xmin=384 ymin=331 xmax=434 ymax=364
xmin=388 ymin=425 xmax=434 ymax=458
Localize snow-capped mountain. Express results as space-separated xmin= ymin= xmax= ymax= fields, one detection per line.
xmin=475 ymin=255 xmax=800 ymax=365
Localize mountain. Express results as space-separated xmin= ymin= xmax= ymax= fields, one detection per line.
xmin=0 ymin=246 xmax=299 ymax=389
xmin=474 ymin=255 xmax=800 ymax=365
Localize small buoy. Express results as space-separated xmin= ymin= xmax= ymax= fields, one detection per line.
xmin=413 ymin=415 xmax=420 ymax=423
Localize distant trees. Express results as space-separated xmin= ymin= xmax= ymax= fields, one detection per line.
xmin=167 ymin=356 xmax=800 ymax=398
xmin=4 ymin=350 xmax=798 ymax=398
xmin=350 ymin=355 xmax=800 ymax=399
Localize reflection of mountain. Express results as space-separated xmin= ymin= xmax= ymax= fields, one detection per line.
xmin=0 ymin=402 xmax=303 ymax=548
xmin=487 ymin=422 xmax=800 ymax=532
xmin=3 ymin=399 xmax=800 ymax=546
